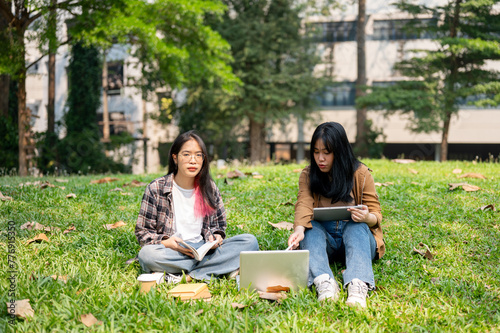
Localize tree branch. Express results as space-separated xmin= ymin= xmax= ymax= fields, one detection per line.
xmin=0 ymin=0 xmax=15 ymax=23
xmin=26 ymin=36 xmax=73 ymax=70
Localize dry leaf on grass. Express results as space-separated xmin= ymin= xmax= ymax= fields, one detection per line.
xmin=448 ymin=183 xmax=481 ymax=192
xmin=26 ymin=233 xmax=49 ymax=244
xmin=81 ymin=313 xmax=103 ymax=327
xmin=252 ymin=175 xmax=264 ymax=179
xmin=478 ymin=204 xmax=496 ymax=212
xmin=226 ymin=170 xmax=246 ymax=179
xmin=194 ymin=309 xmax=204 ymax=316
xmin=0 ymin=191 xmax=13 ymax=201
xmin=392 ymin=159 xmax=416 ymax=164
xmin=257 ymin=291 xmax=287 ymax=302
xmin=124 ymin=180 xmax=148 ymax=187
xmin=224 ymin=178 xmax=234 ymax=185
xmin=120 ymin=192 xmax=133 ymax=196
xmin=375 ymin=182 xmax=394 ymax=187
xmin=413 ymin=242 xmax=434 ymax=260
xmin=266 ymin=285 xmax=290 ymax=292
xmin=236 ymin=224 xmax=244 ymax=230
xmin=109 ymin=188 xmax=123 ymax=192
xmin=408 ymin=168 xmax=419 ymax=174
xmin=268 ymin=221 xmax=294 ymax=231
xmin=231 ymin=302 xmax=248 ymax=309
xmin=40 ymin=181 xmax=55 ymax=189
xmin=63 ymin=225 xmax=76 ymax=234
xmin=452 ymin=168 xmax=462 ymax=174
xmin=104 ymin=221 xmax=126 ymax=230
xmin=21 ymin=221 xmax=60 ymax=232
xmin=411 ymin=182 xmax=420 ymax=185
xmin=119 ymin=206 xmax=126 ymax=211
xmin=458 ymin=172 xmax=486 ymax=179
xmin=6 ymin=299 xmax=34 ymax=319
xmin=66 ymin=193 xmax=77 ymax=199
xmin=90 ymin=177 xmax=119 ymax=184
xmin=51 ymin=275 xmax=68 ymax=283
xmin=55 ymin=179 xmax=68 ymax=183
xmin=125 ymin=256 xmax=138 ymax=265
xmin=292 ymin=169 xmax=302 ymax=173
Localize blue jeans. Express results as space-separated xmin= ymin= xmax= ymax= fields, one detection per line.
xmin=138 ymin=234 xmax=259 ymax=281
xmin=300 ymin=220 xmax=377 ymax=289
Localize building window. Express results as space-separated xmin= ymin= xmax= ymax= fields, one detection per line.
xmin=308 ymin=21 xmax=356 ymax=43
xmin=319 ymin=82 xmax=356 ymax=106
xmin=107 ymin=61 xmax=124 ymax=95
xmin=372 ymin=19 xmax=436 ymax=41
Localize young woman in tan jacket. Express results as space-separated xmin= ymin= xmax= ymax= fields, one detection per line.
xmin=288 ymin=122 xmax=384 ymax=308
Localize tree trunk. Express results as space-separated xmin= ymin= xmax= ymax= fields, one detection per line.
xmin=0 ymin=74 xmax=9 ymax=117
xmin=355 ymin=0 xmax=368 ymax=157
xmin=18 ymin=72 xmax=28 ymax=176
xmin=102 ymin=51 xmax=110 ymax=142
xmin=249 ymin=116 xmax=266 ymax=163
xmin=441 ymin=111 xmax=451 ymax=162
xmin=47 ymin=0 xmax=57 ymax=133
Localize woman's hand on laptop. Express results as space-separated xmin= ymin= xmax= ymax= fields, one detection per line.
xmin=288 ymin=226 xmax=305 ymax=250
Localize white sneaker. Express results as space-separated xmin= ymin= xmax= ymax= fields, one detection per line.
xmin=346 ymin=278 xmax=368 ymax=308
xmin=137 ymin=272 xmax=182 ymax=285
xmin=313 ymin=274 xmax=340 ymax=302
xmin=164 ymin=273 xmax=182 ymax=284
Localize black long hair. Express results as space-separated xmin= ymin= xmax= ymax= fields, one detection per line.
xmin=309 ymin=122 xmax=360 ymax=204
xmin=168 ymin=130 xmax=217 ymax=213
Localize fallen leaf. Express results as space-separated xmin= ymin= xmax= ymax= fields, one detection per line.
xmin=408 ymin=168 xmax=419 ymax=174
xmin=81 ymin=313 xmax=103 ymax=327
xmin=278 ymin=200 xmax=294 ymax=206
xmin=125 ymin=180 xmax=148 ymax=187
xmin=51 ymin=275 xmax=68 ymax=283
xmin=231 ymin=302 xmax=248 ymax=309
xmin=448 ymin=183 xmax=480 ymax=191
xmin=266 ymin=285 xmax=290 ymax=292
xmin=109 ymin=188 xmax=123 ymax=192
xmin=411 ymin=182 xmax=420 ymax=185
xmin=0 ymin=191 xmax=13 ymax=201
xmin=252 ymin=175 xmax=264 ymax=179
xmin=90 ymin=177 xmax=119 ymax=184
xmin=66 ymin=193 xmax=77 ymax=199
xmin=226 ymin=170 xmax=246 ymax=179
xmin=105 ymin=221 xmax=126 ymax=230
xmin=268 ymin=221 xmax=294 ymax=231
xmin=458 ymin=173 xmax=486 ymax=180
xmin=257 ymin=291 xmax=287 ymax=302
xmin=125 ymin=256 xmax=138 ymax=265
xmin=430 ymin=277 xmax=440 ymax=284
xmin=224 ymin=178 xmax=234 ymax=185
xmin=21 ymin=222 xmax=61 ymax=233
xmin=236 ymin=224 xmax=244 ymax=229
xmin=292 ymin=169 xmax=302 ymax=173
xmin=392 ymin=159 xmax=416 ymax=164
xmin=26 ymin=233 xmax=49 ymax=244
xmin=58 ymin=186 xmax=66 ymax=190
xmin=6 ymin=299 xmax=34 ymax=319
xmin=63 ymin=225 xmax=76 ymax=234
xmin=55 ymin=179 xmax=68 ymax=183
xmin=374 ymin=182 xmax=394 ymax=187
xmin=462 ymin=184 xmax=481 ymax=192
xmin=121 ymin=192 xmax=133 ymax=196
xmin=413 ymin=243 xmax=434 ymax=260
xmin=194 ymin=309 xmax=204 ymax=316
xmin=452 ymin=168 xmax=462 ymax=174
xmin=119 ymin=206 xmax=126 ymax=210
xmin=478 ymin=204 xmax=496 ymax=211
xmin=40 ymin=181 xmax=55 ymax=189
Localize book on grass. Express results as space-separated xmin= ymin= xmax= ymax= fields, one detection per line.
xmin=178 ymin=239 xmax=217 ymax=261
xmin=168 ymin=283 xmax=211 ymax=301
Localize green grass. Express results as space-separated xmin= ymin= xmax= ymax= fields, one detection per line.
xmin=1 ymin=160 xmax=499 ymax=332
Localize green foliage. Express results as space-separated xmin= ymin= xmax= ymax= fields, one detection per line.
xmin=358 ymin=0 xmax=500 ymax=137
xmin=1 ymin=161 xmax=499 ymax=331
xmin=353 ymin=119 xmax=386 ymax=159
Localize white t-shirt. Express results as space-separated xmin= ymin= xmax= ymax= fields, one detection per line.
xmin=172 ymin=180 xmax=203 ymax=243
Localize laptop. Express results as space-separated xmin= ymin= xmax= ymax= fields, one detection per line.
xmin=239 ymin=250 xmax=309 ymax=292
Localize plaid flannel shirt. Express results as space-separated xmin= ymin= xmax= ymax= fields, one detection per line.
xmin=135 ymin=173 xmax=227 ymax=247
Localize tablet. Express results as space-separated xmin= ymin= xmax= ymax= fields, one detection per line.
xmin=313 ymin=205 xmax=363 ymax=222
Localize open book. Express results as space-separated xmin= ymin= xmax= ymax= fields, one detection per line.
xmin=178 ymin=239 xmax=217 ymax=261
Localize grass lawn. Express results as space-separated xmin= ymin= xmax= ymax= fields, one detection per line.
xmin=1 ymin=159 xmax=499 ymax=332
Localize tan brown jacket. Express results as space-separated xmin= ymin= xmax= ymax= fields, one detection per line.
xmin=294 ymin=164 xmax=385 ymax=258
